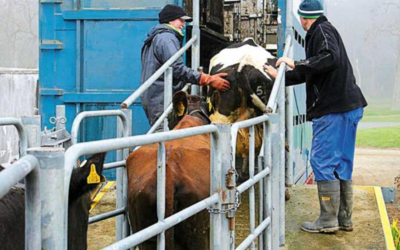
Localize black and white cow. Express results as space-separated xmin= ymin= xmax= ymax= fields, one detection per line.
xmin=207 ymin=38 xmax=277 ymax=179
xmin=0 ymin=153 xmax=106 ymax=250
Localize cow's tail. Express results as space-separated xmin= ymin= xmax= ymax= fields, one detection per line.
xmin=238 ymin=66 xmax=268 ymax=113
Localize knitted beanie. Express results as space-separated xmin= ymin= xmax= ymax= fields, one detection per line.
xmin=298 ymin=0 xmax=324 ymax=19
xmin=159 ymin=4 xmax=192 ymax=23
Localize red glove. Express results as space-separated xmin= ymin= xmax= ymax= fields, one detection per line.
xmin=200 ymin=72 xmax=230 ymax=91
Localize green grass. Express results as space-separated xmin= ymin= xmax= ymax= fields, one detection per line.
xmin=362 ymin=98 xmax=400 ymax=122
xmin=356 ymin=126 xmax=400 ymax=149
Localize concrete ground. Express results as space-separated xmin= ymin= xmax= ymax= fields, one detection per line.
xmin=353 ymin=147 xmax=400 ymax=187
xmin=282 ymin=185 xmax=385 ymax=250
xmin=87 ymin=147 xmax=400 ymax=249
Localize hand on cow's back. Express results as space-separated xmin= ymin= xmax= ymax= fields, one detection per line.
xmin=200 ymin=72 xmax=230 ymax=91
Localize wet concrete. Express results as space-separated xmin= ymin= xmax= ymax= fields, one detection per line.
xmin=283 ymin=185 xmax=385 ymax=250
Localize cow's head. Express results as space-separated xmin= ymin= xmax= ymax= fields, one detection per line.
xmin=68 ymin=152 xmax=106 ymax=250
xmin=207 ymin=38 xmax=277 ymax=122
xmin=168 ymin=91 xmax=211 ymax=129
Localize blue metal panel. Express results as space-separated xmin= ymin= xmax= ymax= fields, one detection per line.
xmin=81 ymin=0 xmax=171 ymax=9
xmin=284 ymin=0 xmax=313 ymax=184
xmin=40 ymin=0 xmax=182 ymax=179
xmin=83 ymin=21 xmax=154 ymax=91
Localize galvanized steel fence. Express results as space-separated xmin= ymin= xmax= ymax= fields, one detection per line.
xmin=0 ymin=0 xmax=293 ymax=246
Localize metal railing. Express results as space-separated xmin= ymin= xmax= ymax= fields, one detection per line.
xmin=121 ymin=0 xmax=201 ymax=110
xmin=63 ymin=124 xmax=220 ymax=250
xmin=64 ymin=0 xmax=201 ymax=245
xmin=0 ymin=117 xmax=28 ymax=157
xmin=69 ymin=109 xmax=132 ymax=242
xmin=0 ymin=6 xmax=293 ymax=250
xmin=0 ymin=154 xmax=40 ymax=250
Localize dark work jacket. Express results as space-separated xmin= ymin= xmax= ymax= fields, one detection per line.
xmin=286 ymin=16 xmax=367 ymax=121
xmin=140 ymin=24 xmax=201 ymax=124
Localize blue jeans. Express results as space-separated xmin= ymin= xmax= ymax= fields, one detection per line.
xmin=310 ymin=107 xmax=364 ymax=181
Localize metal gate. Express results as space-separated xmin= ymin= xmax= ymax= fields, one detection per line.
xmin=0 ymin=42 xmax=291 ymax=250
xmin=6 ymin=0 xmax=299 ymax=248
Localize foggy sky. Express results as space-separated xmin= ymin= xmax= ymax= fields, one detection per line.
xmin=324 ymin=0 xmax=400 ymax=99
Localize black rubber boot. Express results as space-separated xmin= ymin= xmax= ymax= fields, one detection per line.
xmin=301 ymin=180 xmax=340 ymax=233
xmin=338 ymin=180 xmax=354 ymax=231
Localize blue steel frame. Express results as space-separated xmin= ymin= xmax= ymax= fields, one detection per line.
xmin=39 ymin=0 xmax=184 ymax=178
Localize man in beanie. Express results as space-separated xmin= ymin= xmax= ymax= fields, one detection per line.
xmin=141 ymin=4 xmax=230 ymax=128
xmin=265 ymin=0 xmax=367 ymax=234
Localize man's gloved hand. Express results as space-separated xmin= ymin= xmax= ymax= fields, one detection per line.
xmin=200 ymin=72 xmax=230 ymax=91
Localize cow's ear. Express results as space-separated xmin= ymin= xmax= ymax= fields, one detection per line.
xmin=172 ymin=91 xmax=188 ymax=117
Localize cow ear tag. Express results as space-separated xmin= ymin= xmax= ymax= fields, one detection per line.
xmin=177 ymin=102 xmax=185 ymax=116
xmin=206 ymin=97 xmax=212 ymax=112
xmin=87 ymin=164 xmax=101 ymax=184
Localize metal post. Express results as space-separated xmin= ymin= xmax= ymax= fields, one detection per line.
xmin=24 ymin=156 xmax=41 ymax=250
xmin=21 ymin=115 xmax=41 ymax=147
xmin=264 ymin=120 xmax=272 ymax=250
xmin=116 ymin=109 xmax=132 ymax=241
xmin=257 ymin=155 xmax=264 ymax=250
xmin=285 ymin=42 xmax=295 ymax=186
xmin=269 ymin=114 xmax=280 ymax=249
xmin=56 ymin=105 xmax=66 ymax=130
xmin=29 ymin=147 xmax=65 ymax=250
xmin=164 ymin=67 xmax=173 ymax=131
xmin=285 ymin=87 xmax=294 ymax=186
xmin=123 ymin=109 xmax=132 ymax=239
xmin=116 ymin=145 xmax=124 ymax=242
xmin=249 ymin=126 xmax=256 ymax=250
xmin=210 ymin=126 xmax=222 ymax=249
xmin=215 ymin=124 xmax=233 ymax=250
xmin=157 ymin=142 xmax=166 ymax=249
xmin=279 ymin=64 xmax=286 ymax=246
xmin=191 ymin=0 xmax=200 ymax=95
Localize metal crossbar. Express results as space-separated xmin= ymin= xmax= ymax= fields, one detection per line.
xmin=121 ymin=36 xmax=198 ymax=109
xmin=0 ymin=154 xmax=40 ymax=250
xmin=0 ymin=117 xmax=28 ymax=157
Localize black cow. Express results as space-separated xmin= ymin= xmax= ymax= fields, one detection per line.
xmin=207 ymin=38 xmax=277 ymax=179
xmin=0 ymin=153 xmax=106 ymax=250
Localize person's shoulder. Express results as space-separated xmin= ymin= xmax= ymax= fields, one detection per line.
xmin=154 ymin=31 xmax=179 ymax=44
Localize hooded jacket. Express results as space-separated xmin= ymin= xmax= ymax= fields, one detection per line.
xmin=140 ymin=24 xmax=201 ymax=111
xmin=286 ymin=16 xmax=367 ymax=121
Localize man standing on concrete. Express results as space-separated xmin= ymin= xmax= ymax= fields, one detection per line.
xmin=141 ymin=4 xmax=230 ymax=127
xmin=265 ymin=0 xmax=367 ymax=233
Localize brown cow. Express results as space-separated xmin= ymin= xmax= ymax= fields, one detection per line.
xmin=127 ymin=91 xmax=211 ymax=250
